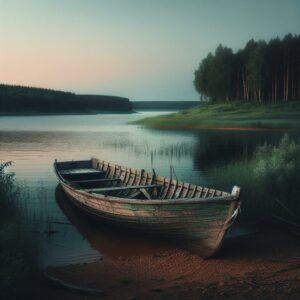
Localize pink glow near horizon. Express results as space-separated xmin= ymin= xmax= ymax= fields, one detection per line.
xmin=1 ymin=0 xmax=299 ymax=100
xmin=0 ymin=40 xmax=168 ymax=91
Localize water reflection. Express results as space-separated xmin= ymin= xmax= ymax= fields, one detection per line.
xmin=0 ymin=112 xmax=297 ymax=266
xmin=55 ymin=185 xmax=173 ymax=258
xmin=18 ymin=182 xmax=101 ymax=268
xmin=192 ymin=130 xmax=287 ymax=170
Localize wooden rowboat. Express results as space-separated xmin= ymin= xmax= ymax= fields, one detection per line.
xmin=54 ymin=157 xmax=241 ymax=258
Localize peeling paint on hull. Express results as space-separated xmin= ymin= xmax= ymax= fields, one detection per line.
xmin=54 ymin=158 xmax=241 ymax=258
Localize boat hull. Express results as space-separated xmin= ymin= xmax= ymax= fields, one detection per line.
xmin=60 ymin=181 xmax=240 ymax=258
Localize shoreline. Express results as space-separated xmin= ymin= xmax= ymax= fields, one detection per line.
xmin=40 ymin=227 xmax=300 ymax=299
xmin=133 ymin=101 xmax=300 ymax=131
xmin=138 ymin=123 xmax=291 ymax=132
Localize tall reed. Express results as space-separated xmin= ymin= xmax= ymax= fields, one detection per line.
xmin=0 ymin=162 xmax=38 ymax=300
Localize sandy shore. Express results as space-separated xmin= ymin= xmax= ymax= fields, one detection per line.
xmin=38 ymin=227 xmax=300 ymax=300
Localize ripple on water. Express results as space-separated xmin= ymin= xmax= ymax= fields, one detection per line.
xmin=0 ymin=112 xmax=291 ymax=266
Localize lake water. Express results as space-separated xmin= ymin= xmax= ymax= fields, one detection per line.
xmin=0 ymin=111 xmax=294 ymax=267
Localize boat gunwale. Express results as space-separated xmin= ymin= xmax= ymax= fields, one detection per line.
xmin=59 ymin=179 xmax=239 ymax=206
xmin=54 ymin=159 xmax=240 ymax=206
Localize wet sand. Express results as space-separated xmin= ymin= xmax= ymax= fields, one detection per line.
xmin=41 ymin=228 xmax=300 ymax=300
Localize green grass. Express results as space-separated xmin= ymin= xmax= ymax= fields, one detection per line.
xmin=211 ymin=134 xmax=300 ymax=220
xmin=133 ymin=101 xmax=300 ymax=129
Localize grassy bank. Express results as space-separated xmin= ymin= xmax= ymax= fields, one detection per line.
xmin=0 ymin=162 xmax=38 ymax=299
xmin=133 ymin=101 xmax=300 ymax=130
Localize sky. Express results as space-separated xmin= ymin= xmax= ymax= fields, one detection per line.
xmin=0 ymin=0 xmax=299 ymax=101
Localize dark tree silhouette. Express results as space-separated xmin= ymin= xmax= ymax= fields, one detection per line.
xmin=0 ymin=84 xmax=132 ymax=113
xmin=194 ymin=34 xmax=300 ymax=102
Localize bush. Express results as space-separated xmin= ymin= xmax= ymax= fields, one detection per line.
xmin=0 ymin=162 xmax=38 ymax=300
xmin=0 ymin=162 xmax=19 ymax=217
xmin=212 ymin=134 xmax=300 ymax=220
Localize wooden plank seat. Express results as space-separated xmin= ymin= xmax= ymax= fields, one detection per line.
xmin=60 ymin=168 xmax=106 ymax=180
xmin=60 ymin=168 xmax=105 ymax=175
xmin=84 ymin=184 xmax=162 ymax=194
xmin=71 ymin=178 xmax=121 ymax=184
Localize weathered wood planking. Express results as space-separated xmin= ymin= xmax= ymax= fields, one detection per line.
xmin=54 ymin=158 xmax=241 ymax=258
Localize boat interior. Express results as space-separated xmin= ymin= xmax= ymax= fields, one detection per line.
xmin=55 ymin=159 xmax=231 ymax=200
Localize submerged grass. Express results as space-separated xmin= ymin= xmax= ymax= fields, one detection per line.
xmin=0 ymin=162 xmax=38 ymax=299
xmin=133 ymin=101 xmax=300 ymax=130
xmin=211 ymin=134 xmax=300 ymax=220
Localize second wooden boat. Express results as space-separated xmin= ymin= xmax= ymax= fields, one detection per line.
xmin=54 ymin=157 xmax=241 ymax=258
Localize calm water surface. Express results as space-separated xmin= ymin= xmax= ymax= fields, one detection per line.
xmin=0 ymin=111 xmax=293 ymax=267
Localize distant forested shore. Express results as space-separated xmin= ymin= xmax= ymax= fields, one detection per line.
xmin=0 ymin=84 xmax=132 ymax=114
xmin=194 ymin=34 xmax=300 ymax=102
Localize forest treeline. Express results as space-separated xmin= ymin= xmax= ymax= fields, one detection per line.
xmin=0 ymin=84 xmax=132 ymax=113
xmin=194 ymin=34 xmax=300 ymax=102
